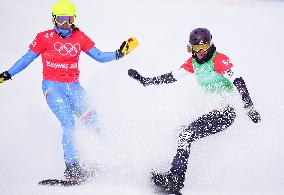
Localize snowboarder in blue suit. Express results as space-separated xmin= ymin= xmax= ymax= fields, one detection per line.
xmin=128 ymin=28 xmax=261 ymax=194
xmin=0 ymin=0 xmax=138 ymax=182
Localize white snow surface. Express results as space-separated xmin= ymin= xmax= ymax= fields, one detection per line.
xmin=1 ymin=0 xmax=284 ymax=195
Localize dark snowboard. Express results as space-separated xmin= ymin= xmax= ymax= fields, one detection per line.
xmin=152 ymin=184 xmax=183 ymax=195
xmin=38 ymin=179 xmax=84 ymax=186
xmin=39 ymin=163 xmax=99 ymax=187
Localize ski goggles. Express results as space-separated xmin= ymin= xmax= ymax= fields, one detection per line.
xmin=54 ymin=15 xmax=76 ymax=25
xmin=192 ymin=43 xmax=210 ymax=52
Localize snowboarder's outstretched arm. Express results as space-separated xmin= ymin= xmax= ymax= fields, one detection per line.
xmin=233 ymin=77 xmax=261 ymax=123
xmin=213 ymin=53 xmax=261 ymax=123
xmin=128 ymin=69 xmax=178 ymax=87
xmin=0 ymin=49 xmax=39 ymax=83
xmin=86 ymin=37 xmax=139 ymax=63
xmin=128 ymin=59 xmax=190 ymax=86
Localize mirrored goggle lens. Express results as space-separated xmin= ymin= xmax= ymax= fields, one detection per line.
xmin=55 ymin=16 xmax=75 ymax=25
xmin=192 ymin=43 xmax=210 ymax=52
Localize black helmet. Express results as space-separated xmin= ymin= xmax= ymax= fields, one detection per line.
xmin=189 ymin=28 xmax=212 ymax=45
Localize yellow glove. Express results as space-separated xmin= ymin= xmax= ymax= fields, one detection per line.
xmin=116 ymin=37 xmax=139 ymax=59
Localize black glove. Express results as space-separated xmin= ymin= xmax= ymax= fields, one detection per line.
xmin=233 ymin=77 xmax=261 ymax=123
xmin=246 ymin=106 xmax=261 ymax=123
xmin=128 ymin=69 xmax=177 ymax=87
xmin=0 ymin=71 xmax=12 ymax=83
xmin=128 ymin=69 xmax=150 ymax=86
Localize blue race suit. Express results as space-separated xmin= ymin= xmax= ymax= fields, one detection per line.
xmin=8 ymin=46 xmax=116 ymax=164
xmin=42 ymin=80 xmax=99 ymax=163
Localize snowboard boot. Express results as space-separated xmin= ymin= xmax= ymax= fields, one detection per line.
xmin=151 ymin=171 xmax=185 ymax=194
xmin=64 ymin=163 xmax=90 ymax=182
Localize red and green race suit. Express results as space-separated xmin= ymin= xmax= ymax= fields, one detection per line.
xmin=173 ymin=51 xmax=237 ymax=93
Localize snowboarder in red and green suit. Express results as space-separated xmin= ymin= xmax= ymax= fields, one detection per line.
xmin=128 ymin=27 xmax=261 ymax=194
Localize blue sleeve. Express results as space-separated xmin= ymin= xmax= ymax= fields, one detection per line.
xmin=8 ymin=49 xmax=39 ymax=76
xmin=86 ymin=46 xmax=117 ymax=63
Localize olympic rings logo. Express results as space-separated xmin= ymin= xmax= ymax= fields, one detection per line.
xmin=54 ymin=42 xmax=81 ymax=56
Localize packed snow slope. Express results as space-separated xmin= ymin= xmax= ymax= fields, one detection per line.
xmin=0 ymin=0 xmax=284 ymax=195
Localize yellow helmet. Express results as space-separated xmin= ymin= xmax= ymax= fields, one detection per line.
xmin=51 ymin=0 xmax=76 ymax=16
